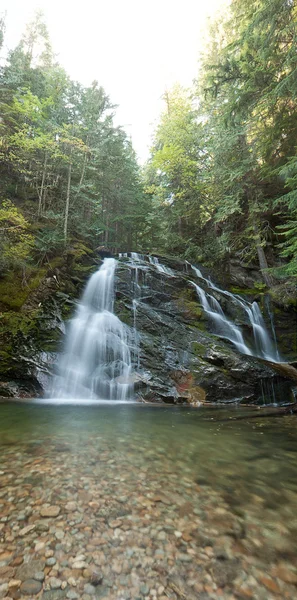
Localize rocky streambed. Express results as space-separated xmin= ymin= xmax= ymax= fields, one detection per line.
xmin=1 ymin=402 xmax=297 ymax=600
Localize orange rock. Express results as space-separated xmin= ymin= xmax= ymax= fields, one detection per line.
xmin=258 ymin=575 xmax=280 ymax=594
xmin=271 ymin=565 xmax=297 ymax=584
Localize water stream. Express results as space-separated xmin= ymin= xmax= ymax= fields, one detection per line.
xmin=52 ymin=258 xmax=134 ymax=401
xmin=189 ymin=263 xmax=280 ymax=362
xmin=1 ymin=402 xmax=297 ymax=599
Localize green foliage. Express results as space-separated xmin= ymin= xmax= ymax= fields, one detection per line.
xmin=145 ymin=0 xmax=297 ymax=281
xmin=0 ymin=200 xmax=34 ymax=271
xmin=0 ymin=12 xmax=149 ymax=268
xmin=2 ymin=4 xmax=297 ymax=286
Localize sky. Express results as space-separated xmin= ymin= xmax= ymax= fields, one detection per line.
xmin=2 ymin=0 xmax=225 ymax=162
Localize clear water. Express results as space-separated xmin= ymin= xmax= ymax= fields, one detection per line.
xmin=1 ymin=402 xmax=297 ymax=599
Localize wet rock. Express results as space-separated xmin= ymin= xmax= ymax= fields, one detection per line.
xmin=19 ymin=524 xmax=36 ymax=537
xmin=83 ymin=583 xmax=96 ymax=594
xmin=16 ymin=560 xmax=45 ymax=581
xmin=0 ymin=566 xmax=15 ymax=579
xmin=48 ymin=577 xmax=62 ymax=589
xmin=209 ymin=560 xmax=239 ymax=587
xmin=34 ymin=571 xmax=45 ymax=582
xmin=20 ymin=579 xmax=43 ymax=595
xmin=115 ymin=257 xmax=288 ymax=405
xmin=46 ymin=558 xmax=57 ymax=567
xmin=271 ymin=564 xmax=297 ymax=584
xmin=40 ymin=506 xmax=61 ymax=518
xmin=42 ymin=591 xmax=67 ymax=600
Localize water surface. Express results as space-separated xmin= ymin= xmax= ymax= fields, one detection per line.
xmin=1 ymin=402 xmax=297 ymax=599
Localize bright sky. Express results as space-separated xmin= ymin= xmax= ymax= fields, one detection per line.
xmin=2 ymin=0 xmax=225 ymax=162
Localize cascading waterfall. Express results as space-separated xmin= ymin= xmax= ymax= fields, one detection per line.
xmin=191 ymin=282 xmax=252 ymax=356
xmin=189 ymin=264 xmax=280 ymax=362
xmin=265 ymin=295 xmax=281 ymax=362
xmin=120 ymin=253 xmax=279 ymax=363
xmin=52 ymin=258 xmax=134 ymax=401
xmin=53 ymin=251 xmax=282 ymax=403
xmin=149 ymin=256 xmax=175 ymax=276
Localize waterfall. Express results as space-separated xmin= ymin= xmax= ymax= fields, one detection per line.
xmin=265 ymin=295 xmax=281 ymax=362
xmin=149 ymin=255 xmax=175 ymax=276
xmin=52 ymin=258 xmax=134 ymax=401
xmin=191 ymin=282 xmax=252 ymax=356
xmin=190 ymin=264 xmax=280 ymax=362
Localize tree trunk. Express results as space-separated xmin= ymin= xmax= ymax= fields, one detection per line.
xmin=253 ymin=222 xmax=274 ymax=287
xmin=105 ymin=210 xmax=109 ymax=244
xmin=178 ymin=216 xmax=182 ymax=236
xmin=75 ymin=137 xmax=88 ymax=201
xmin=64 ymin=161 xmax=72 ymax=245
xmin=38 ymin=152 xmax=48 ymax=217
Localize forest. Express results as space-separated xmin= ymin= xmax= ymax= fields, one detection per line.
xmin=1 ymin=4 xmax=297 ymax=599
xmin=1 ymin=0 xmax=297 ymax=289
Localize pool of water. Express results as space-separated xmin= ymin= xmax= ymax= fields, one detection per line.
xmin=1 ymin=402 xmax=297 ymax=599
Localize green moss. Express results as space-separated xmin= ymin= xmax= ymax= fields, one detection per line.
xmin=0 ymin=311 xmax=38 ymax=335
xmin=191 ymin=320 xmax=206 ymax=331
xmin=48 ymin=256 xmax=65 ymax=269
xmin=192 ymin=342 xmax=205 ymax=357
xmin=0 ymin=267 xmax=46 ymax=310
xmin=72 ymin=264 xmax=95 ymax=274
xmin=68 ymin=241 xmax=94 ymax=260
xmin=230 ymin=286 xmax=260 ymax=295
xmin=116 ymin=306 xmax=132 ymax=326
xmin=176 ymin=287 xmax=197 ymax=301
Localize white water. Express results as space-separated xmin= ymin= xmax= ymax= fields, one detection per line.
xmin=149 ymin=255 xmax=175 ymax=276
xmin=191 ymin=282 xmax=252 ymax=355
xmin=52 ymin=258 xmax=134 ymax=400
xmin=190 ymin=264 xmax=280 ymax=362
xmin=120 ymin=254 xmax=280 ymax=363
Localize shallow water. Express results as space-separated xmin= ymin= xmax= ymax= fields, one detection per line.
xmin=1 ymin=402 xmax=297 ymax=599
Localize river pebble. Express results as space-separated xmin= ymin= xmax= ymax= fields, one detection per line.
xmin=1 ymin=405 xmax=297 ymax=600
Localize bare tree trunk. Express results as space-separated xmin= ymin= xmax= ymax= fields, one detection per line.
xmin=253 ymin=222 xmax=274 ymax=287
xmin=64 ymin=160 xmax=72 ymax=245
xmin=75 ymin=138 xmax=88 ymax=201
xmin=38 ymin=152 xmax=48 ymax=217
xmin=178 ymin=216 xmax=182 ymax=236
xmin=105 ymin=210 xmax=109 ymax=245
xmin=115 ymin=221 xmax=118 ymax=247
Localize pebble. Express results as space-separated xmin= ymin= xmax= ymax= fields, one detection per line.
xmin=20 ymin=579 xmax=43 ymax=595
xmin=72 ymin=561 xmax=87 ymax=569
xmin=84 ymin=583 xmax=96 ymax=594
xmin=2 ymin=411 xmax=297 ymax=600
xmin=34 ymin=571 xmax=45 ymax=581
xmin=19 ymin=524 xmax=36 ymax=536
xmin=40 ymin=506 xmax=61 ymax=518
xmin=174 ymin=530 xmax=182 ymax=538
xmin=67 ymin=592 xmax=79 ymax=599
xmin=48 ymin=576 xmax=62 ymax=589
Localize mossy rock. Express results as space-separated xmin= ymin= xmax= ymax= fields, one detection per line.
xmin=0 ymin=267 xmax=47 ymax=310
xmin=175 ymin=290 xmax=204 ymax=323
xmin=192 ymin=341 xmax=206 ymax=357
xmin=115 ymin=301 xmax=132 ymax=326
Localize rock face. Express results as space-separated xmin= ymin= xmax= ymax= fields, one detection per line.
xmin=0 ymin=250 xmax=296 ymax=405
xmin=115 ymin=255 xmax=295 ymax=405
xmin=0 ymin=244 xmax=100 ymax=398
